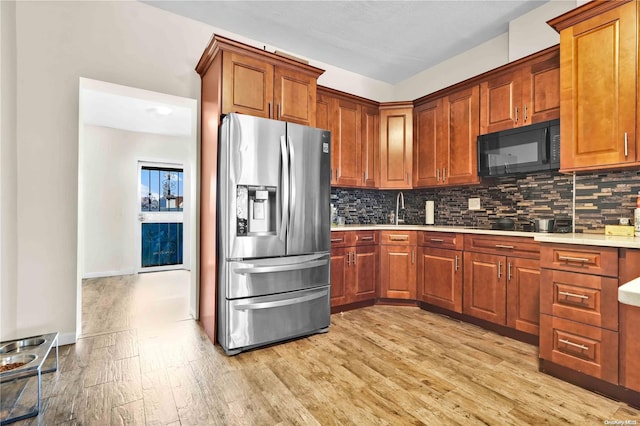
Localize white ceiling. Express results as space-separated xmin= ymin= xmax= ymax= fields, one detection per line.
xmin=143 ymin=0 xmax=548 ymax=84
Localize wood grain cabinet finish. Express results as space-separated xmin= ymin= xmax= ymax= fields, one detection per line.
xmin=540 ymin=244 xmax=618 ymax=277
xmin=540 ymin=269 xmax=619 ymax=331
xmin=330 ymin=231 xmax=379 ymax=308
xmin=549 ymin=1 xmax=637 ymax=172
xmin=379 ymin=104 xmax=413 ymax=189
xmin=463 ymin=235 xmax=540 ymax=335
xmin=539 ymin=242 xmax=620 ymax=386
xmin=418 ymin=247 xmax=463 ymax=313
xmin=539 ymin=315 xmax=618 ymax=384
xmin=380 ymin=231 xmax=416 ymax=299
xmin=317 ymin=87 xmax=378 ymax=187
xmin=413 ymin=86 xmax=480 ymax=187
xmin=480 ymin=47 xmax=560 ymax=134
xmin=618 ymin=248 xmax=640 ymax=392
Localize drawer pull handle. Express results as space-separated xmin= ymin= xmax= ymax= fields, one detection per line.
xmin=331 ymin=238 xmax=343 ymax=243
xmin=430 ymin=238 xmax=444 ymax=242
xmin=559 ymin=339 xmax=589 ymax=351
xmin=558 ymin=255 xmax=590 ymax=263
xmin=558 ymin=291 xmax=589 ymax=300
xmin=359 ymin=236 xmax=374 ymax=241
xmin=389 ymin=235 xmax=409 ymax=241
xmin=495 ymin=244 xmax=514 ymax=249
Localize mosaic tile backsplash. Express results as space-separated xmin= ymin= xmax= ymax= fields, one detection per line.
xmin=331 ymin=169 xmax=640 ymax=233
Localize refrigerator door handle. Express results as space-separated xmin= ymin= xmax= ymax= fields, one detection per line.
xmin=280 ymin=135 xmax=289 ymax=241
xmin=287 ymin=135 xmax=296 ymax=236
xmin=234 ymin=289 xmax=329 ymax=311
xmin=233 ymin=259 xmax=328 ymax=275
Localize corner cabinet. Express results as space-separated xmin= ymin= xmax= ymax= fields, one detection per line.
xmin=379 ymin=230 xmax=417 ymax=299
xmin=195 ymin=35 xmax=324 ymax=342
xmin=413 ymin=85 xmax=480 ymax=187
xmin=317 ymin=87 xmax=379 ymax=187
xmin=479 ymin=46 xmax=560 ymax=134
xmin=379 ymin=103 xmax=413 ymax=189
xmin=549 ymin=1 xmax=637 ymax=172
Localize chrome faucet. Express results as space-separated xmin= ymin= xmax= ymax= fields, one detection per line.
xmin=395 ymin=191 xmax=405 ymax=225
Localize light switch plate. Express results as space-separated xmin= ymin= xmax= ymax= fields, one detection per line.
xmin=468 ymin=198 xmax=481 ymax=210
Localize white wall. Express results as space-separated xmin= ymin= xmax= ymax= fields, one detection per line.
xmin=82 ymin=125 xmax=192 ymax=277
xmin=509 ymin=1 xmax=577 ymax=62
xmin=1 ymin=0 xmax=18 ymax=340
xmin=8 ymin=1 xmax=212 ymax=344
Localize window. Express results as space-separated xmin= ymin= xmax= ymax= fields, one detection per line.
xmin=140 ymin=167 xmax=184 ymax=212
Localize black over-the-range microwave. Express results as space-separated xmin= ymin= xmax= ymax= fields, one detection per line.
xmin=477 ymin=119 xmax=560 ymax=177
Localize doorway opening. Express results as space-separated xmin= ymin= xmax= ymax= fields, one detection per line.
xmin=77 ymin=78 xmax=198 ymax=338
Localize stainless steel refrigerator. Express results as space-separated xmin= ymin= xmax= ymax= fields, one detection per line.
xmin=217 ymin=113 xmax=331 ymax=355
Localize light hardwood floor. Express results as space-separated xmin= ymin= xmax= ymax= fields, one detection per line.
xmin=21 ymin=276 xmax=640 ymax=425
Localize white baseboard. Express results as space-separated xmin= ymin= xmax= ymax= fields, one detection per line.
xmin=83 ymin=269 xmax=137 ymax=279
xmin=58 ymin=331 xmax=77 ymax=346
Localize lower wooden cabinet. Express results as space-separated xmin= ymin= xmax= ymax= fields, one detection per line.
xmin=417 ymin=247 xmax=462 ymax=312
xmin=330 ymin=231 xmax=378 ymax=309
xmin=540 ymin=314 xmax=618 ymax=384
xmin=463 ymin=235 xmax=540 ymax=336
xmin=379 ymin=231 xmax=417 ymax=299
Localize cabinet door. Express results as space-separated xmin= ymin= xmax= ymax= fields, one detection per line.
xmin=274 ymin=67 xmax=317 ymax=126
xmin=413 ymin=99 xmax=442 ymax=187
xmin=559 ymin=1 xmax=637 ymax=171
xmin=222 ymin=52 xmax=274 ymax=118
xmin=463 ymin=252 xmax=506 ymax=324
xmin=330 ymin=247 xmax=352 ymax=307
xmin=379 ymin=107 xmax=413 ymax=189
xmin=334 ymin=99 xmax=361 ymax=186
xmin=480 ymin=70 xmax=521 ymax=133
xmin=521 ymin=49 xmax=560 ymax=126
xmin=506 ymin=257 xmax=540 ymax=336
xmin=352 ymin=245 xmax=379 ymax=302
xmin=418 ymin=247 xmax=462 ymax=313
xmin=361 ymin=105 xmax=379 ymax=188
xmin=380 ymin=244 xmax=416 ymax=299
xmin=442 ymin=86 xmax=480 ymax=185
xmin=316 ymin=92 xmax=331 ymax=132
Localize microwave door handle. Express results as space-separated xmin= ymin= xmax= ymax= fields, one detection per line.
xmin=541 ymin=128 xmax=549 ymax=164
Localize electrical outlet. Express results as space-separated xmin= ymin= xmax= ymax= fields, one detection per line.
xmin=468 ymin=198 xmax=481 ymax=210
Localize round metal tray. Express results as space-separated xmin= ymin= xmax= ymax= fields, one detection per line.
xmin=0 ymin=338 xmax=45 ymax=354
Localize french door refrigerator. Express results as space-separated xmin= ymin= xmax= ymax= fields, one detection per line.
xmin=217 ymin=113 xmax=332 ymax=355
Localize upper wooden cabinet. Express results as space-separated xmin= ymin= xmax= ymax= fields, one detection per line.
xmin=414 ymin=85 xmax=480 ymax=187
xmin=379 ymin=103 xmax=413 ymax=189
xmin=317 ymin=87 xmax=379 ymax=187
xmin=196 ymin=35 xmax=324 ymax=127
xmin=480 ymin=46 xmax=560 ymax=134
xmin=548 ymin=1 xmax=637 ymax=172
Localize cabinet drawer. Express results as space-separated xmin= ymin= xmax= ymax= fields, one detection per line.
xmin=464 ymin=234 xmax=539 ymax=259
xmin=419 ymin=232 xmax=463 ymax=250
xmin=380 ymin=230 xmax=417 ymax=245
xmin=540 ymin=314 xmax=618 ymax=384
xmin=354 ymin=230 xmax=378 ymax=246
xmin=540 ymin=269 xmax=618 ymax=331
xmin=330 ymin=231 xmax=354 ymax=247
xmin=540 ymin=244 xmax=618 ymax=277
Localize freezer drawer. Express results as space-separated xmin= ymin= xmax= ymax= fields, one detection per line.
xmin=225 ymin=253 xmax=330 ymax=299
xmin=224 ymin=286 xmax=330 ymax=354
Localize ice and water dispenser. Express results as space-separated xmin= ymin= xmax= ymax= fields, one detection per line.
xmin=236 ymin=185 xmax=277 ymax=236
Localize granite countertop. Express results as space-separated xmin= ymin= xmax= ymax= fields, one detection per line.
xmin=330 ymin=224 xmax=640 ymax=249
